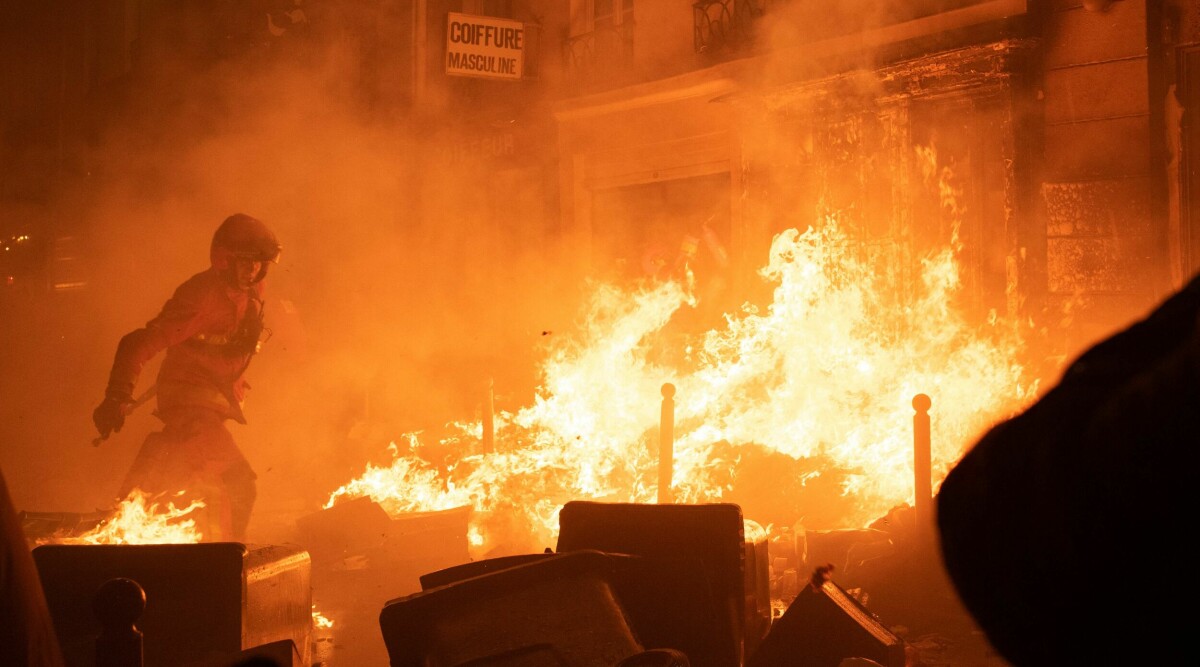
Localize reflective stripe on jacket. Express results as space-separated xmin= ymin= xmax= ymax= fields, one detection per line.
xmin=106 ymin=267 xmax=264 ymax=424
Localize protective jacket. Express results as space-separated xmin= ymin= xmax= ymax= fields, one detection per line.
xmin=106 ymin=269 xmax=265 ymax=423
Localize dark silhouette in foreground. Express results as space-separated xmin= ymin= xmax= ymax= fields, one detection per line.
xmin=0 ymin=465 xmax=66 ymax=667
xmin=938 ymin=272 xmax=1200 ymax=666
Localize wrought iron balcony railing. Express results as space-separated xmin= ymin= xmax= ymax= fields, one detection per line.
xmin=566 ymin=21 xmax=635 ymax=85
xmin=693 ymin=0 xmax=768 ymax=55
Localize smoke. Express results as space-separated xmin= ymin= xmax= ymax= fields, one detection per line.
xmin=0 ymin=5 xmax=576 ymax=527
xmin=2 ymin=0 xmax=1072 ymax=539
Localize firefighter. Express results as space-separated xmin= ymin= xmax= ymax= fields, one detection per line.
xmin=92 ymin=214 xmax=281 ymax=542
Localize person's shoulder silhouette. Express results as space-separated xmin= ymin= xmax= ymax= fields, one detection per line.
xmin=937 ymin=271 xmax=1200 ymax=667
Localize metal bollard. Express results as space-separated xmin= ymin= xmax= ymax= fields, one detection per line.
xmin=659 ymin=383 xmax=676 ymax=504
xmin=94 ymin=577 xmax=145 ymax=667
xmin=912 ymin=394 xmax=933 ymax=541
xmin=482 ymin=377 xmax=495 ymax=454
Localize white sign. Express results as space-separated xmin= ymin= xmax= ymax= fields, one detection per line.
xmin=445 ymin=12 xmax=525 ymax=80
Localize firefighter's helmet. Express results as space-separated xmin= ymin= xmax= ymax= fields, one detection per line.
xmin=210 ymin=214 xmax=281 ymax=284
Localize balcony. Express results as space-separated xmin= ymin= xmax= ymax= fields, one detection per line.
xmin=693 ymin=0 xmax=768 ymax=55
xmin=565 ymin=21 xmax=635 ymax=88
xmin=694 ymin=0 xmax=1016 ymax=58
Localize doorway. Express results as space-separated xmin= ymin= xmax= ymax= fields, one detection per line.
xmin=591 ymin=172 xmax=733 ymax=334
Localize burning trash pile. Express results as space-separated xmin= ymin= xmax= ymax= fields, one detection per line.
xmin=22 ymin=152 xmax=1040 ymax=665
xmin=22 ymin=489 xmax=206 ymax=546
xmin=323 ymin=213 xmax=1038 ymax=557
xmin=293 ymin=208 xmax=1039 ymax=664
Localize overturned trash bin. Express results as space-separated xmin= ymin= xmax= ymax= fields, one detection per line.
xmin=297 ymin=498 xmax=473 ymax=667
xmin=746 ymin=565 xmax=905 ymax=667
xmin=556 ymin=501 xmax=753 ymax=667
xmin=379 ymin=549 xmax=645 ymax=667
xmin=33 ymin=542 xmax=312 ymax=667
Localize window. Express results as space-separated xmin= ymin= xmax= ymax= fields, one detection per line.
xmin=593 ymin=0 xmax=634 ymax=29
xmin=567 ymin=0 xmax=635 ymax=82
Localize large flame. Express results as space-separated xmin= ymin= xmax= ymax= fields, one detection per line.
xmin=327 ymin=146 xmax=1039 ymax=553
xmin=48 ymin=489 xmax=205 ymax=545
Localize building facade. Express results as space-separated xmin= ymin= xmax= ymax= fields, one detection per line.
xmin=4 ymin=0 xmax=1199 ymax=363
xmin=550 ymin=0 xmax=1200 ymax=360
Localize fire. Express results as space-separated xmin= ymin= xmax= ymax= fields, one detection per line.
xmin=326 ymin=145 xmax=1040 ymax=553
xmin=311 ymin=603 xmax=336 ymax=666
xmin=312 ymin=605 xmax=334 ymax=629
xmin=47 ymin=489 xmax=205 ymax=545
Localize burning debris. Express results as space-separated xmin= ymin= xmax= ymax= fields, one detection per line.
xmin=322 ymin=209 xmax=1038 ymax=557
xmin=72 ymin=491 xmax=205 ymax=546
xmin=26 ymin=489 xmax=205 ymax=546
xmin=288 ymin=200 xmax=1038 ymax=664
xmin=13 ymin=151 xmax=1038 ymax=666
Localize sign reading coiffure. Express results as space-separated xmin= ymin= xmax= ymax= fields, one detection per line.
xmin=445 ymin=12 xmax=525 ymax=80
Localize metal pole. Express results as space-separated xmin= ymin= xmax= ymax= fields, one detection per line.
xmin=94 ymin=577 xmax=145 ymax=667
xmin=912 ymin=393 xmax=933 ymax=541
xmin=482 ymin=377 xmax=495 ymax=453
xmin=659 ymin=383 xmax=676 ymax=504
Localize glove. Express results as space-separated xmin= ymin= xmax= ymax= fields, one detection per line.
xmin=92 ymin=395 xmax=132 ymax=440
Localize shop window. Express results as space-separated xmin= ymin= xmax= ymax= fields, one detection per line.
xmin=592 ymin=0 xmax=634 ymax=28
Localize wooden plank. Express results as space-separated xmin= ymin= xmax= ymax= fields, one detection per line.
xmin=1043 ymin=58 xmax=1148 ymax=125
xmin=1043 ymin=115 xmax=1151 ymax=180
xmin=1043 ymin=0 xmax=1146 ymax=69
